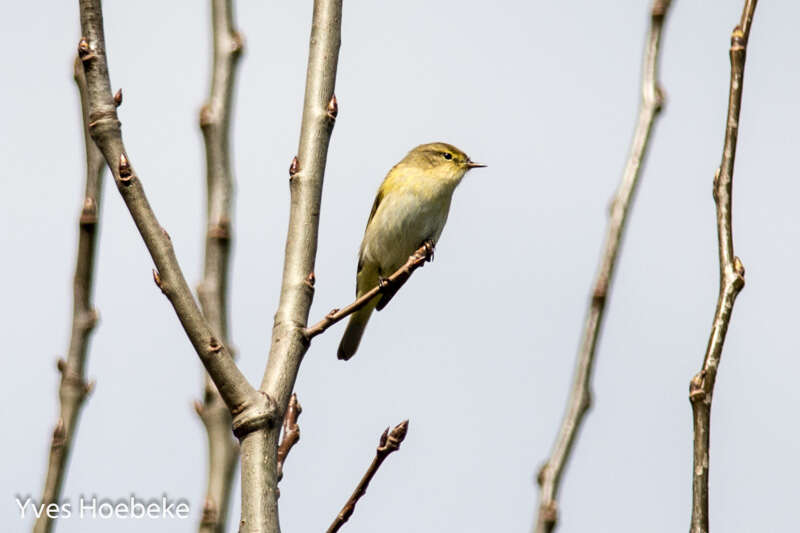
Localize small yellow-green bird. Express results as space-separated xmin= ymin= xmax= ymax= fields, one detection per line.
xmin=337 ymin=142 xmax=485 ymax=360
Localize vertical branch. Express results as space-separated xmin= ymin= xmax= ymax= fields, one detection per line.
xmin=195 ymin=1 xmax=243 ymax=531
xmin=238 ymin=1 xmax=342 ymax=532
xmin=533 ymin=2 xmax=672 ymax=532
xmin=689 ymin=2 xmax=755 ymax=532
xmin=33 ymin=57 xmax=106 ymax=533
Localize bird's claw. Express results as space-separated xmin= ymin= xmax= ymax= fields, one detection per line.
xmin=378 ymin=276 xmax=389 ymax=289
xmin=423 ymin=240 xmax=435 ymax=262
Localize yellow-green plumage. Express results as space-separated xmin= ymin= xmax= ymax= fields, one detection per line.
xmin=338 ymin=142 xmax=485 ymax=360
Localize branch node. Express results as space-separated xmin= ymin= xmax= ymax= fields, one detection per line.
xmin=199 ymin=104 xmax=213 ymax=128
xmin=208 ymin=337 xmax=223 ymax=354
xmin=378 ymin=420 xmax=408 ymax=454
xmin=193 ymin=399 xmax=205 ymax=418
xmin=689 ymin=371 xmax=707 ymax=403
xmin=79 ymin=197 xmax=98 ymax=226
xmin=327 ymin=93 xmax=339 ymax=120
xmin=208 ymin=218 xmax=231 ymax=240
xmin=117 ymin=153 xmax=133 ymax=185
xmin=231 ymin=31 xmax=245 ymax=57
xmin=113 ymin=88 xmax=123 ymax=107
xmin=77 ymin=37 xmax=96 ymax=62
xmin=733 ymin=256 xmax=746 ymax=279
xmin=52 ymin=418 xmax=66 ymax=447
xmin=83 ymin=379 xmax=96 ymax=398
xmin=200 ymin=498 xmax=219 ymax=526
xmin=289 ymin=156 xmax=299 ymax=179
xmin=653 ymin=85 xmax=665 ymax=112
xmin=231 ymin=392 xmax=278 ymax=439
xmin=152 ymin=269 xmax=165 ymax=293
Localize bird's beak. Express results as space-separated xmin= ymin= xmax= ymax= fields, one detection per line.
xmin=466 ymin=160 xmax=487 ymax=169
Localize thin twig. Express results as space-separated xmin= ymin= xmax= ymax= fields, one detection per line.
xmin=304 ymin=243 xmax=434 ymax=339
xmin=195 ymin=0 xmax=243 ymax=531
xmin=277 ymin=393 xmax=302 ymax=481
xmin=327 ymin=421 xmax=409 ymax=533
xmin=689 ymin=2 xmax=755 ymax=532
xmin=533 ymin=2 xmax=673 ymax=532
xmin=33 ymin=56 xmax=106 ymax=533
xmin=237 ymin=1 xmax=343 ymax=532
xmin=75 ymin=0 xmax=269 ymax=437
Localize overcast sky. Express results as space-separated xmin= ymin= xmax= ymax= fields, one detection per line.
xmin=3 ymin=1 xmax=799 ymax=532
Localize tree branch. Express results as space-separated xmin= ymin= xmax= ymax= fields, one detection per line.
xmin=689 ymin=2 xmax=755 ymax=532
xmin=304 ymin=243 xmax=434 ymax=339
xmin=327 ymin=420 xmax=409 ymax=533
xmin=238 ymin=1 xmax=343 ymax=531
xmin=33 ymin=56 xmax=106 ymax=533
xmin=75 ymin=0 xmax=269 ymax=440
xmin=533 ymin=2 xmax=673 ymax=532
xmin=195 ymin=1 xmax=243 ymax=531
xmin=276 ymin=393 xmax=302 ymax=482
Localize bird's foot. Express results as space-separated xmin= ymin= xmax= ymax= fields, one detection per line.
xmin=422 ymin=239 xmax=435 ymax=262
xmin=378 ymin=276 xmax=389 ymax=289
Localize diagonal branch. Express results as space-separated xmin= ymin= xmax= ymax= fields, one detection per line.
xmin=75 ymin=0 xmax=269 ymax=440
xmin=239 ymin=1 xmax=343 ymax=531
xmin=195 ymin=0 xmax=243 ymax=531
xmin=689 ymin=2 xmax=755 ymax=532
xmin=304 ymin=243 xmax=434 ymax=339
xmin=33 ymin=56 xmax=106 ymax=533
xmin=327 ymin=420 xmax=409 ymax=533
xmin=533 ymin=2 xmax=673 ymax=532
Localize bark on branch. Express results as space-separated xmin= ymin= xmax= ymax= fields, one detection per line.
xmin=239 ymin=1 xmax=343 ymax=531
xmin=689 ymin=2 xmax=756 ymax=532
xmin=33 ymin=56 xmax=106 ymax=533
xmin=75 ymin=0 xmax=268 ymax=442
xmin=533 ymin=2 xmax=673 ymax=532
xmin=195 ymin=1 xmax=243 ymax=531
xmin=327 ymin=420 xmax=409 ymax=533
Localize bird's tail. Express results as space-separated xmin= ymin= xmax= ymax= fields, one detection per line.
xmin=337 ymin=302 xmax=376 ymax=360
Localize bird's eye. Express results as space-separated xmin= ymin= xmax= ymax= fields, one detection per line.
xmin=443 ymin=152 xmax=453 ymax=160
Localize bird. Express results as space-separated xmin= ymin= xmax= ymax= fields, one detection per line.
xmin=337 ymin=142 xmax=485 ymax=360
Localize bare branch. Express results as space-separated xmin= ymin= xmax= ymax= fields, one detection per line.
xmin=533 ymin=2 xmax=673 ymax=532
xmin=33 ymin=56 xmax=106 ymax=533
xmin=689 ymin=2 xmax=756 ymax=531
xmin=195 ymin=1 xmax=243 ymax=531
xmin=277 ymin=393 xmax=302 ymax=482
xmin=238 ymin=1 xmax=342 ymax=531
xmin=304 ymin=243 xmax=434 ymax=339
xmin=327 ymin=420 xmax=409 ymax=533
xmin=75 ymin=0 xmax=268 ymax=433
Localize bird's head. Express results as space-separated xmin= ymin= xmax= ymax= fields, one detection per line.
xmin=400 ymin=142 xmax=486 ymax=183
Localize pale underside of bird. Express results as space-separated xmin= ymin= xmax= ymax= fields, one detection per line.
xmin=337 ymin=142 xmax=485 ymax=360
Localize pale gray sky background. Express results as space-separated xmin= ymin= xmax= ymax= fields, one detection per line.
xmin=2 ymin=1 xmax=799 ymax=532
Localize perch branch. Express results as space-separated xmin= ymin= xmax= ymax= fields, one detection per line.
xmin=533 ymin=2 xmax=673 ymax=532
xmin=238 ymin=1 xmax=342 ymax=532
xmin=689 ymin=2 xmax=755 ymax=532
xmin=327 ymin=420 xmax=409 ymax=533
xmin=33 ymin=56 xmax=106 ymax=533
xmin=75 ymin=0 xmax=269 ymax=441
xmin=276 ymin=393 xmax=302 ymax=481
xmin=195 ymin=0 xmax=243 ymax=531
xmin=304 ymin=243 xmax=434 ymax=339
